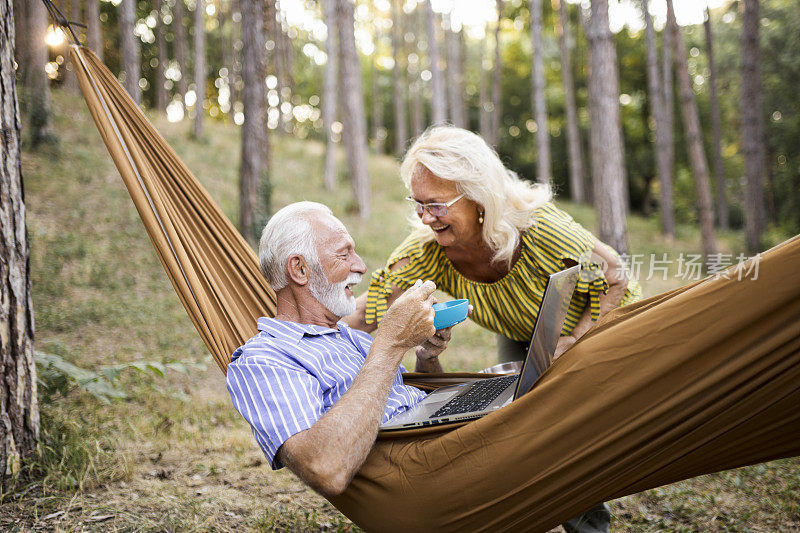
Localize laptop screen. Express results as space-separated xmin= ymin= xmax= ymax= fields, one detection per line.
xmin=513 ymin=265 xmax=580 ymax=399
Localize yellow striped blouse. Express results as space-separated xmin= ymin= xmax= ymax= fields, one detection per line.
xmin=365 ymin=202 xmax=642 ymax=342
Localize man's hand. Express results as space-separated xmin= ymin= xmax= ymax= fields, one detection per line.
xmin=554 ymin=335 xmax=576 ymax=359
xmin=376 ymin=280 xmax=437 ymax=352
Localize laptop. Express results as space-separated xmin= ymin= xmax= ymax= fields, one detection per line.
xmin=381 ymin=264 xmax=581 ymax=431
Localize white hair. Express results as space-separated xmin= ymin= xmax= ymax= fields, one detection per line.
xmin=400 ymin=126 xmax=553 ymax=267
xmin=258 ymin=201 xmax=334 ymax=290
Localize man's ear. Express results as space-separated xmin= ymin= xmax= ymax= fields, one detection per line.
xmin=286 ymin=255 xmax=310 ymax=286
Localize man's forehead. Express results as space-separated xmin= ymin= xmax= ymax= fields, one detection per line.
xmin=310 ymin=213 xmax=353 ymax=246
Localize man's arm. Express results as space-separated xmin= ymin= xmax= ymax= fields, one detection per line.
xmin=276 ymin=281 xmax=437 ymax=497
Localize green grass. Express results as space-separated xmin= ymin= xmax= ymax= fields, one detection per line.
xmin=4 ymin=88 xmax=798 ymax=531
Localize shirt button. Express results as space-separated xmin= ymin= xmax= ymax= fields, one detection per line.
xmin=335 ymin=333 xmax=341 ymax=339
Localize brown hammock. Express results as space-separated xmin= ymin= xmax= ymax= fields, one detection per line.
xmin=69 ymin=44 xmax=800 ymax=532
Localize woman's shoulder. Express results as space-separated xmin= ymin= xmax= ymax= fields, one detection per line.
xmin=387 ymin=232 xmax=444 ymax=268
xmin=525 ymin=201 xmax=596 ymax=259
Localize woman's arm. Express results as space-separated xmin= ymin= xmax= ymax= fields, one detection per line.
xmin=554 ymin=239 xmax=628 ymax=358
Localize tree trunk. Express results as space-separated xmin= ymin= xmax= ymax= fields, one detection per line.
xmin=425 ymin=0 xmax=446 ymax=125
xmin=371 ymin=59 xmax=385 ymax=153
xmin=555 ymin=0 xmax=585 ymax=203
xmin=62 ymin=0 xmax=82 ymax=93
xmin=12 ymin=0 xmax=27 ymax=88
xmin=585 ymin=0 xmax=628 ymax=255
xmin=174 ymin=0 xmax=188 ymax=113
xmin=479 ymin=34 xmax=491 ymax=142
xmin=530 ymin=0 xmax=550 ymax=184
xmin=279 ymin=2 xmax=294 ymax=133
xmin=740 ymin=0 xmax=766 ymax=253
xmin=239 ymin=0 xmax=268 ymax=244
xmin=271 ymin=0 xmax=293 ymax=134
xmin=220 ymin=3 xmax=237 ymax=123
xmin=668 ymin=0 xmax=717 ymax=261
xmin=119 ymin=0 xmax=141 ymax=105
xmin=86 ymin=0 xmax=102 ymax=59
xmin=152 ymin=0 xmax=167 ymax=112
xmin=642 ymin=0 xmax=674 ymax=238
xmin=322 ymin=0 xmax=338 ymax=190
xmin=489 ymin=0 xmax=502 ymax=146
xmin=391 ymin=0 xmax=407 ymax=153
xmin=336 ymin=0 xmax=371 ymax=218
xmin=228 ymin=2 xmax=240 ymax=125
xmin=704 ymin=8 xmax=728 ymax=230
xmin=1 ymin=0 xmax=40 ymax=483
xmin=445 ymin=13 xmax=465 ymax=128
xmin=193 ymin=0 xmax=205 ymax=137
xmin=660 ymin=6 xmax=675 ymax=237
xmin=27 ymin=0 xmax=54 ymax=145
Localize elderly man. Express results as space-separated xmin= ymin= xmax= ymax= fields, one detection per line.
xmin=227 ymin=201 xmax=450 ymax=497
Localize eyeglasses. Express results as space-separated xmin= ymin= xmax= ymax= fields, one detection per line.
xmin=405 ymin=194 xmax=465 ymax=218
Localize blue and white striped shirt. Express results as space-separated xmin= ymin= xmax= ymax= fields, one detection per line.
xmin=226 ymin=317 xmax=427 ymax=469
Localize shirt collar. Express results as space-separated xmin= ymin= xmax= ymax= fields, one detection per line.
xmin=256 ymin=317 xmax=350 ymax=343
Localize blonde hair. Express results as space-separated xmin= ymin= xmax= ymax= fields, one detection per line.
xmin=400 ymin=126 xmax=552 ymax=267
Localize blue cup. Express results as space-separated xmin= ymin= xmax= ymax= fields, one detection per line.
xmin=432 ymin=299 xmax=469 ymax=330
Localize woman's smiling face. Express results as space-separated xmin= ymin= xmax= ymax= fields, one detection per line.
xmin=409 ymin=165 xmax=483 ymax=249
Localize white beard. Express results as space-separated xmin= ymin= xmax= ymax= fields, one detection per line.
xmin=309 ymin=269 xmax=361 ymax=319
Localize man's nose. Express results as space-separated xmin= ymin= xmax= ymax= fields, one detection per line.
xmin=352 ymin=253 xmax=367 ymax=274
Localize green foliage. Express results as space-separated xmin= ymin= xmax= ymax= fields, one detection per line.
xmin=35 ymin=350 xmax=206 ymax=405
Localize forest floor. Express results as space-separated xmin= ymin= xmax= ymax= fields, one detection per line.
xmin=3 ymin=89 xmax=799 ymax=531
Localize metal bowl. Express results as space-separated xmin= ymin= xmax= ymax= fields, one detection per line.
xmin=477 ymin=361 xmax=523 ymax=374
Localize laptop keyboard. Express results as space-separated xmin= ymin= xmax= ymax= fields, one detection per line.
xmin=431 ymin=375 xmax=518 ymax=418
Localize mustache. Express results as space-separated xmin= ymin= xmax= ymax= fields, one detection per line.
xmin=343 ymin=274 xmax=362 ymax=286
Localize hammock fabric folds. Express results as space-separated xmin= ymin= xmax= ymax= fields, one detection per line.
xmin=69 ymin=46 xmax=275 ymax=372
xmin=69 ymin=45 xmax=800 ymax=532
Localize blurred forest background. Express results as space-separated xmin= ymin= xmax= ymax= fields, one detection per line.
xmin=4 ymin=0 xmax=800 ymax=530
xmin=15 ymin=0 xmax=800 ymax=253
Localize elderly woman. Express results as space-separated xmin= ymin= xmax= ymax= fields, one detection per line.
xmin=346 ymin=126 xmax=641 ymax=365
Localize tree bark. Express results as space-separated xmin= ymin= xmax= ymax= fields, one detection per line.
xmin=740 ymin=0 xmax=766 ymax=253
xmin=1 ymin=0 xmax=40 ymax=483
xmin=391 ymin=0 xmax=407 ymax=153
xmin=425 ymin=0 xmax=446 ymax=125
xmin=322 ymin=0 xmax=339 ymax=190
xmin=555 ymin=0 xmax=585 ymax=203
xmin=704 ymin=8 xmax=728 ymax=230
xmin=173 ymin=0 xmax=188 ymax=113
xmin=27 ymin=0 xmax=54 ymax=145
xmin=445 ymin=13 xmax=465 ymax=128
xmin=336 ymin=0 xmax=371 ymax=218
xmin=585 ymin=0 xmax=628 ymax=255
xmin=530 ymin=0 xmax=550 ymax=184
xmin=239 ymin=0 xmax=268 ymax=244
xmin=642 ymin=0 xmax=674 ymax=237
xmin=119 ymin=0 xmax=141 ymax=105
xmin=668 ymin=0 xmax=717 ymax=261
xmin=193 ymin=0 xmax=205 ymax=137
xmin=489 ymin=0 xmax=502 ymax=146
xmin=86 ymin=0 xmax=102 ymax=59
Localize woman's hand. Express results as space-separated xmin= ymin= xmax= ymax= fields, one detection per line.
xmin=554 ymin=335 xmax=576 ymax=359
